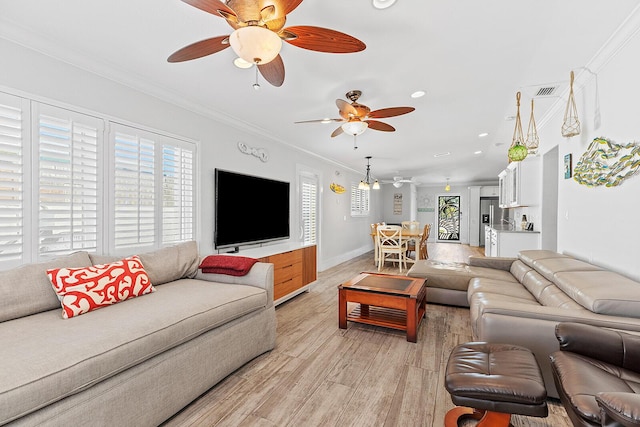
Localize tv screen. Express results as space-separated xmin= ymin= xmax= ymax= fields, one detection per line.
xmin=215 ymin=169 xmax=290 ymax=250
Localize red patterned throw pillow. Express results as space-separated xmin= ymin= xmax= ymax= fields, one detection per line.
xmin=47 ymin=256 xmax=154 ymax=319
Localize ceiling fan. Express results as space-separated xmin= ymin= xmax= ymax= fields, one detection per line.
xmin=295 ymin=90 xmax=415 ymax=142
xmin=381 ymin=176 xmax=420 ymax=188
xmin=167 ymin=0 xmax=366 ymax=87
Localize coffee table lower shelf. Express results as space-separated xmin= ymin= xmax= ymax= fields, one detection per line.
xmin=347 ymin=304 xmax=421 ymax=331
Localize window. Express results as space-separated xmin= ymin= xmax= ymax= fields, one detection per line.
xmin=37 ymin=105 xmax=102 ymax=257
xmin=350 ymin=182 xmax=370 ymax=216
xmin=109 ymin=123 xmax=196 ymax=254
xmin=0 ymin=90 xmax=197 ymax=268
xmin=0 ymin=93 xmax=28 ymax=265
xmin=300 ymin=174 xmax=318 ymax=245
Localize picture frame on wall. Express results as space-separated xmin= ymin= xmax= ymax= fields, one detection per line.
xmin=564 ymin=153 xmax=572 ymax=179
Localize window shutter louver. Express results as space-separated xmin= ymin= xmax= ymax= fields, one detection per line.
xmin=162 ymin=144 xmax=194 ymax=244
xmin=350 ymin=183 xmax=370 ymax=216
xmin=0 ymin=96 xmax=26 ymax=264
xmin=301 ymin=177 xmax=317 ymax=244
xmin=113 ymin=130 xmax=156 ymax=249
xmin=37 ymin=108 xmax=101 ymax=258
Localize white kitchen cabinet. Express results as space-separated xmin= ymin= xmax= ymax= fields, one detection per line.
xmin=498 ymin=157 xmax=541 ymax=208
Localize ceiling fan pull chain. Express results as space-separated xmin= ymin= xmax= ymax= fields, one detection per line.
xmin=353 ymin=134 xmax=358 ymax=150
xmin=253 ymin=64 xmax=261 ymax=90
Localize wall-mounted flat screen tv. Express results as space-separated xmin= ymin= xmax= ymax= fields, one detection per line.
xmin=215 ymin=169 xmax=290 ymax=250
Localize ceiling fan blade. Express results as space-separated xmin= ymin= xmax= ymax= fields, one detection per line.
xmin=336 ymin=99 xmax=357 ymax=119
xmin=283 ymin=26 xmax=366 ymax=53
xmin=366 ymin=120 xmax=395 ymax=132
xmin=258 ymin=55 xmax=285 ymax=87
xmin=294 ymin=118 xmax=342 ymax=124
xmin=369 ymin=107 xmax=416 ymax=119
xmin=331 ymin=126 xmax=344 ymax=138
xmin=281 ymin=0 xmax=304 ymax=15
xmin=167 ymin=36 xmax=230 ymax=62
xmin=181 ymin=0 xmax=237 ymax=18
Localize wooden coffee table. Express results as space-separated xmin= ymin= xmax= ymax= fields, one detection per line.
xmin=338 ymin=272 xmax=427 ymax=342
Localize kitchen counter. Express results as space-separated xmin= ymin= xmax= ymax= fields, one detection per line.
xmin=489 ymin=224 xmax=540 ymax=234
xmin=485 ymin=225 xmax=540 ymax=257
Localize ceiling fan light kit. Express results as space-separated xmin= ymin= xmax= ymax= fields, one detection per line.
xmin=342 ymin=120 xmax=368 ymax=136
xmin=168 ymin=0 xmax=366 ymax=88
xmin=229 ymin=26 xmax=282 ymax=65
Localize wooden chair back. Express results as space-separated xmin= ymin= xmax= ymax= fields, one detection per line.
xmin=419 ymin=223 xmax=432 ymax=260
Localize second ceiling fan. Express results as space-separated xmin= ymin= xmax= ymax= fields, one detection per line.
xmin=167 ymin=0 xmax=366 ymax=87
xmin=296 ymin=90 xmax=416 ymax=139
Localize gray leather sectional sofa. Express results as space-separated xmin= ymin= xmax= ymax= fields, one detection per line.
xmin=408 ymin=249 xmax=640 ymax=398
xmin=0 ymin=241 xmax=276 ymax=426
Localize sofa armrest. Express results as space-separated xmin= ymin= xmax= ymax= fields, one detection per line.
xmin=555 ymin=322 xmax=640 ymax=371
xmin=596 ymin=392 xmax=640 ymax=426
xmin=195 ymin=262 xmax=275 ymax=308
xmin=467 ymin=256 xmax=516 ymax=271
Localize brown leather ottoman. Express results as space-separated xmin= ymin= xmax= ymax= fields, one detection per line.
xmin=444 ymin=342 xmax=548 ymax=426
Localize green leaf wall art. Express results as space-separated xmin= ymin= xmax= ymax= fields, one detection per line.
xmin=573 ymin=137 xmax=640 ymax=187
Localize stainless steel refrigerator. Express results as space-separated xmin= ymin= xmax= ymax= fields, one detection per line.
xmin=479 ymin=197 xmax=505 ymax=246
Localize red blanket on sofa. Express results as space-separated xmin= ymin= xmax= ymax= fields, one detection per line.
xmin=198 ymin=255 xmax=258 ymax=276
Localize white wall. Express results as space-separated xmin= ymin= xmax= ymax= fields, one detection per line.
xmin=0 ymin=38 xmax=382 ymax=271
xmin=535 ymin=23 xmax=640 ymax=280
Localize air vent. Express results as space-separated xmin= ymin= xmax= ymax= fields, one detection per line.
xmin=534 ymin=86 xmax=558 ymax=97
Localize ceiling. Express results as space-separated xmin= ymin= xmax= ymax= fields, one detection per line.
xmin=1 ymin=0 xmax=638 ymax=185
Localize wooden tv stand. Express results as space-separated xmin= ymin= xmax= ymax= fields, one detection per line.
xmin=235 ymin=243 xmax=317 ymax=306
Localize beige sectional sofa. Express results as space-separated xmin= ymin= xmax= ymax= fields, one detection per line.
xmin=0 ymin=241 xmax=276 ymax=426
xmin=408 ymin=250 xmax=640 ymax=398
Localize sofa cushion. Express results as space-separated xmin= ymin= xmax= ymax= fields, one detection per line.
xmin=518 ymin=250 xmax=570 ymax=268
xmin=533 ymin=258 xmax=602 ymax=283
xmin=0 ymin=278 xmax=267 ymax=425
xmin=407 ymin=260 xmax=517 ymax=292
xmin=138 ymin=241 xmax=200 ymax=285
xmin=509 ymin=260 xmax=534 ymax=283
xmin=554 ymin=271 xmax=640 ymax=318
xmin=47 ymin=256 xmax=154 ymax=318
xmin=0 ymin=251 xmax=93 ymax=322
xmin=468 ymin=278 xmax=537 ymax=302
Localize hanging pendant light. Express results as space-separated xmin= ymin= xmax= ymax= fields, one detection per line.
xmin=561 ymin=70 xmax=581 ymax=137
xmin=508 ymin=92 xmax=528 ymax=162
xmin=526 ymin=99 xmax=540 ymax=154
xmin=360 ymin=156 xmax=379 ymax=191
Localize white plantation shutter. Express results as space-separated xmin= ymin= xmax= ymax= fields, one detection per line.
xmin=0 ymin=94 xmax=28 ymax=265
xmin=112 ymin=128 xmax=156 ymax=249
xmin=300 ymin=175 xmax=317 ymax=244
xmin=350 ymin=183 xmax=370 ymax=216
xmin=37 ymin=105 xmax=102 ymax=258
xmin=162 ymin=144 xmax=194 ymax=243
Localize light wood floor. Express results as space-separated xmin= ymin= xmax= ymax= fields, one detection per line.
xmin=163 ymin=243 xmax=571 ymax=427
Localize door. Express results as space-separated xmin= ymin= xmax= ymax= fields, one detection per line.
xmin=437 ymin=195 xmax=460 ymax=241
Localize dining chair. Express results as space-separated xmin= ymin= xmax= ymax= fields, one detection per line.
xmin=377 ymin=225 xmax=408 ymax=272
xmin=402 ymin=221 xmax=420 ymax=258
xmin=418 ymin=223 xmax=432 ymax=260
xmin=370 ymin=222 xmax=382 ymax=265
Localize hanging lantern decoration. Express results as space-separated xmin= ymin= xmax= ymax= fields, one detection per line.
xmin=526 ymin=99 xmax=540 ymax=154
xmin=508 ymin=92 xmax=528 ymax=162
xmin=561 ymin=70 xmax=581 ymax=137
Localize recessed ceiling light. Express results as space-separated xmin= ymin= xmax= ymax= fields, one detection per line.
xmin=478 ymin=132 xmax=489 ymax=138
xmin=434 ymin=152 xmax=451 ymax=158
xmin=474 ymin=150 xmax=483 ymax=155
xmin=411 ymin=90 xmax=426 ymax=98
xmin=372 ymin=0 xmax=397 ymax=9
xmin=233 ymin=57 xmax=253 ymax=69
